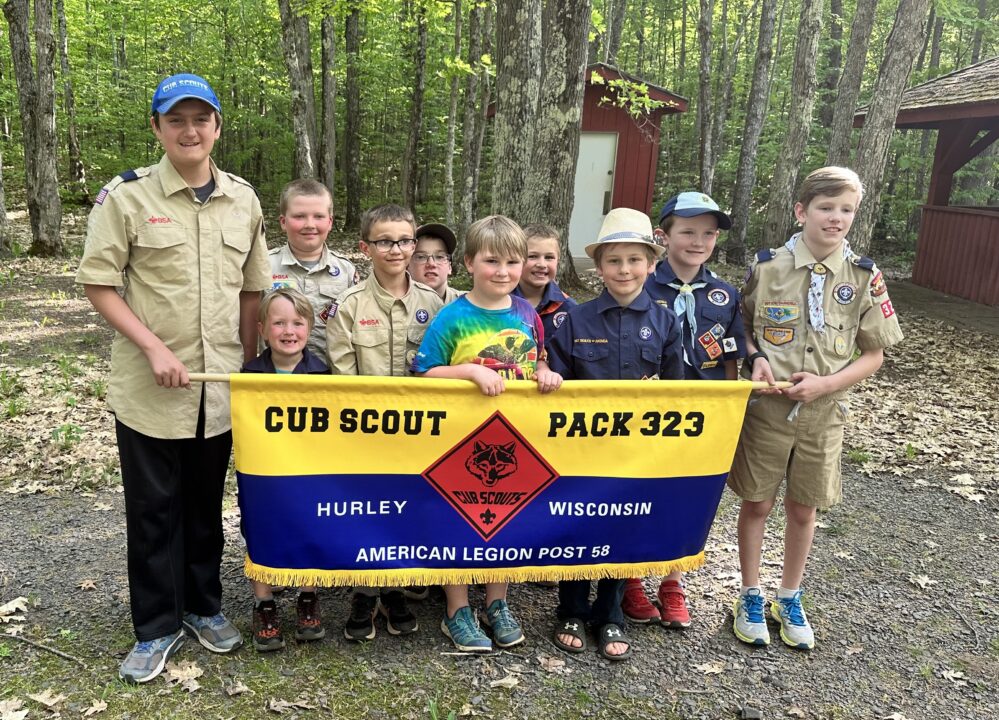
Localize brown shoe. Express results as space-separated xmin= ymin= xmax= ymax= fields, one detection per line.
xmin=295 ymin=592 xmax=326 ymax=641
xmin=252 ymin=599 xmax=285 ymax=652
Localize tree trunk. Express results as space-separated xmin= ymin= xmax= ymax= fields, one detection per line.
xmin=851 ymin=0 xmax=932 ymax=255
xmin=696 ymin=0 xmax=713 ymax=192
xmin=0 ymin=147 xmax=8 ymax=255
xmin=523 ymin=0 xmax=591 ymax=289
xmin=605 ymin=0 xmax=628 ymax=65
xmin=55 ymin=0 xmax=85 ymax=202
xmin=907 ymin=9 xmax=942 ymax=237
xmin=970 ymin=0 xmax=985 ymax=64
xmin=726 ymin=0 xmax=778 ymax=265
xmin=459 ymin=0 xmax=487 ymax=250
xmin=957 ymin=0 xmax=993 ymax=197
xmin=825 ymin=0 xmax=877 ymax=165
xmin=277 ymin=0 xmax=317 ymax=178
xmin=401 ymin=2 xmax=428 ymax=210
xmin=343 ymin=3 xmax=362 ymax=229
xmin=4 ymin=0 xmax=63 ymax=256
xmin=320 ymin=13 xmax=337 ymax=196
xmin=761 ymin=0 xmax=823 ymax=248
xmin=491 ymin=0 xmax=541 ymax=219
xmin=817 ymin=0 xmax=842 ymax=128
xmin=444 ymin=0 xmax=462 ymax=227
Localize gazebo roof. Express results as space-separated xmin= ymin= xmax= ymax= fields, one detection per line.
xmin=854 ymin=55 xmax=999 ymax=129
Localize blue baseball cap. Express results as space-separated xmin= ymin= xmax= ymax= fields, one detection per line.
xmin=151 ymin=74 xmax=221 ymax=116
xmin=658 ymin=191 xmax=732 ymax=230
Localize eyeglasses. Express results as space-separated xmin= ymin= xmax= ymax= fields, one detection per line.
xmin=412 ymin=253 xmax=451 ymax=265
xmin=367 ymin=238 xmax=416 ymax=252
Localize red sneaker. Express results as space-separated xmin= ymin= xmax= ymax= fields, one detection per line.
xmin=658 ymin=580 xmax=691 ymax=628
xmin=621 ymin=578 xmax=660 ymax=623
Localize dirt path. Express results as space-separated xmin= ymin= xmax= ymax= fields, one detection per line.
xmin=1 ymin=250 xmax=996 ymax=720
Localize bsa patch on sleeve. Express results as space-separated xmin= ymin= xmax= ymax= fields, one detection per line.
xmin=722 ymin=337 xmax=738 ymax=353
xmin=870 ymin=271 xmax=888 ymax=297
xmin=880 ymin=299 xmax=895 ymax=318
xmin=94 ymin=188 xmax=109 ymax=205
xmin=320 ymin=301 xmax=338 ymax=323
xmin=762 ymin=326 xmax=794 ymax=345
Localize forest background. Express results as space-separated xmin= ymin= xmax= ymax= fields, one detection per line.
xmin=0 ymin=0 xmax=997 ymax=278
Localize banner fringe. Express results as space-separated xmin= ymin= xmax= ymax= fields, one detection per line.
xmin=244 ymin=552 xmax=706 ymax=588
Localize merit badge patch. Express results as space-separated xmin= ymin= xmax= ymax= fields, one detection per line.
xmin=834 ymin=335 xmax=847 ymax=356
xmin=639 ymin=326 xmax=652 ymax=340
xmin=709 ymin=323 xmax=725 ymax=339
xmin=94 ymin=188 xmax=109 ymax=206
xmin=698 ymin=331 xmax=716 ymax=349
xmin=833 ymin=283 xmax=856 ymax=304
xmin=870 ymin=271 xmax=887 ymax=297
xmin=763 ymin=303 xmax=799 ymax=324
xmin=722 ymin=337 xmax=738 ymax=353
xmin=700 ymin=360 xmax=718 ymax=369
xmin=707 ymin=289 xmax=730 ymax=306
xmin=422 ymin=411 xmax=558 ymax=541
xmin=704 ymin=341 xmax=722 ymax=359
xmin=762 ymin=326 xmax=794 ymax=346
xmin=553 ymin=312 xmax=568 ymax=328
xmin=415 ymin=309 xmax=430 ymax=324
xmin=880 ymin=299 xmax=895 ymax=318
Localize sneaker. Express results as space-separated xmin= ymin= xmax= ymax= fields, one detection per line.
xmin=621 ymin=578 xmax=660 ymax=623
xmin=658 ymin=580 xmax=691 ymax=628
xmin=770 ymin=591 xmax=815 ymax=650
xmin=182 ymin=611 xmax=243 ymax=653
xmin=379 ymin=590 xmax=419 ymax=635
xmin=344 ymin=592 xmax=377 ymax=641
xmin=252 ymin=599 xmax=286 ymax=652
xmin=441 ymin=606 xmax=492 ymax=652
xmin=481 ymin=598 xmax=524 ymax=648
xmin=119 ymin=630 xmax=185 ymax=684
xmin=295 ymin=592 xmax=325 ymax=642
xmin=402 ymin=586 xmax=430 ymax=601
xmin=732 ymin=588 xmax=770 ymax=646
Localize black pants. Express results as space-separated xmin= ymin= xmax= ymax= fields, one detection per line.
xmin=116 ymin=410 xmax=232 ymax=641
xmin=557 ymin=579 xmax=626 ymax=627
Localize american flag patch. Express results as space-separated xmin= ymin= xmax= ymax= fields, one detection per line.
xmin=94 ymin=188 xmax=109 ymax=205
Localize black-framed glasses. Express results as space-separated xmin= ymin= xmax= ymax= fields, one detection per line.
xmin=412 ymin=253 xmax=451 ymax=264
xmin=368 ymin=238 xmax=417 ymax=252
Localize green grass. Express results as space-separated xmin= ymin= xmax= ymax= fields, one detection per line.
xmin=50 ymin=423 xmax=84 ymax=450
xmin=845 ymin=447 xmax=871 ymax=463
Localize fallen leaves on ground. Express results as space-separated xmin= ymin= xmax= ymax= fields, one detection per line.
xmin=267 ymin=698 xmax=316 ymax=714
xmin=908 ymin=574 xmax=938 ymax=590
xmin=941 ymin=669 xmax=968 ymax=687
xmin=0 ymin=699 xmax=28 ymax=720
xmin=0 ymin=597 xmax=28 ymax=623
xmin=537 ymin=655 xmax=569 ymax=673
xmin=164 ymin=660 xmax=203 ymax=692
xmin=82 ymin=699 xmax=108 ymax=717
xmin=225 ymin=681 xmax=250 ymax=697
xmin=489 ymin=675 xmax=519 ymax=689
xmin=77 ymin=579 xmax=97 ymax=590
xmin=27 ymin=689 xmax=66 ymax=708
xmin=694 ymin=660 xmax=725 ymax=675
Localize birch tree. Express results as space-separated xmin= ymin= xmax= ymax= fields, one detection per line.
xmin=851 ymin=0 xmax=932 ymax=254
xmin=761 ymin=0 xmax=823 ymax=247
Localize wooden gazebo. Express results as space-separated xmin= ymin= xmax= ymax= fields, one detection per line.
xmin=855 ymin=57 xmax=999 ymax=305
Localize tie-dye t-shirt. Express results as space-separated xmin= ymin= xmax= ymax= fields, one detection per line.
xmin=412 ymin=295 xmax=544 ymax=380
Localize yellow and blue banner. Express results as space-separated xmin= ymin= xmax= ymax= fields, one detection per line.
xmin=231 ymin=375 xmax=752 ymax=587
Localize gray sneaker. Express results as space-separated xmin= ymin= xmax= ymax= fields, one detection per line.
xmin=119 ymin=630 xmax=185 ymax=684
xmin=182 ymin=611 xmax=243 ymax=653
xmin=732 ymin=588 xmax=771 ymax=646
xmin=770 ymin=591 xmax=815 ymax=650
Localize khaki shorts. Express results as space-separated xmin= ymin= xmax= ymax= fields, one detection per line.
xmin=727 ymin=393 xmax=849 ymax=509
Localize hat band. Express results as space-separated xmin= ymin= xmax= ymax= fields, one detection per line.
xmin=599 ymin=230 xmax=653 ymax=243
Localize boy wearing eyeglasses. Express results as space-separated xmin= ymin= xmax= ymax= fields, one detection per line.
xmin=326 ymin=203 xmax=443 ymax=641
xmin=408 ymin=223 xmax=465 ymax=304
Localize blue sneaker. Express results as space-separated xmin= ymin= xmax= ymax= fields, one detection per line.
xmin=770 ymin=591 xmax=815 ymax=650
xmin=441 ymin=606 xmax=492 ymax=653
xmin=182 ymin=611 xmax=243 ymax=653
xmin=481 ymin=599 xmax=525 ymax=648
xmin=732 ymin=588 xmax=770 ymax=646
xmin=119 ymin=630 xmax=185 ymax=684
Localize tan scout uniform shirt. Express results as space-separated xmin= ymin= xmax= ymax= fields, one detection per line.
xmin=441 ymin=284 xmax=466 ymax=305
xmin=327 ymin=274 xmax=443 ymax=376
xmin=76 ymin=155 xmax=271 ymax=439
xmin=742 ymin=240 xmax=904 ymax=382
xmin=268 ymin=244 xmax=358 ymax=357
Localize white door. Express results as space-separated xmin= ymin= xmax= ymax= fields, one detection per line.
xmin=568 ymin=132 xmax=618 ymax=260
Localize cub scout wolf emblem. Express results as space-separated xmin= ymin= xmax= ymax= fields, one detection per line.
xmin=465 ymin=441 xmax=517 ymax=487
xmin=423 ymin=411 xmax=558 ymax=540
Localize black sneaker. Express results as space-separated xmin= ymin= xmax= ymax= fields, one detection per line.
xmin=252 ymin=599 xmax=286 ymax=652
xmin=295 ymin=591 xmax=326 ymax=642
xmin=344 ymin=593 xmax=377 ymax=641
xmin=403 ymin=586 xmax=430 ymax=601
xmin=379 ymin=590 xmax=419 ymax=635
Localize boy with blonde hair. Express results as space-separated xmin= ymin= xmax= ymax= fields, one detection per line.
xmin=730 ymin=166 xmax=903 ymax=649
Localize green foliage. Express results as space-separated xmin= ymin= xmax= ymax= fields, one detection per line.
xmin=3 ymin=397 xmax=29 ymax=419
xmin=846 ymin=447 xmax=871 ymax=463
xmin=0 ymin=369 xmax=25 ymax=398
xmin=51 ymin=423 xmax=84 ymax=449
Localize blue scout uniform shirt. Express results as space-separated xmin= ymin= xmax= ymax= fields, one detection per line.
xmin=242 ymin=347 xmax=330 ymax=375
xmin=547 ymin=288 xmax=684 ymax=380
xmin=644 ymin=260 xmax=746 ymax=380
xmin=512 ymin=280 xmax=577 ymax=343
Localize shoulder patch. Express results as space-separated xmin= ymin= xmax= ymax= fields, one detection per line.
xmin=119 ymin=169 xmax=141 ymax=182
xmin=755 ymin=249 xmax=775 ymax=263
xmin=850 ymin=255 xmax=876 ymax=272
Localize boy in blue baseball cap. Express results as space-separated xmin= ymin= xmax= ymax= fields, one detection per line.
xmin=619 ymin=191 xmax=746 ymax=630
xmin=77 ymin=73 xmax=271 ymax=682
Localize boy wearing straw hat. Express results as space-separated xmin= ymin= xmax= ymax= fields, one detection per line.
xmin=545 ymin=207 xmax=684 ymax=661
xmin=76 ymin=74 xmax=270 ymax=682
xmin=729 ymin=167 xmax=903 ymax=650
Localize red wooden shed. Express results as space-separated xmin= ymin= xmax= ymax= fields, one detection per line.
xmin=567 ymin=63 xmax=688 ymax=258
xmin=854 ymin=57 xmax=999 ymax=305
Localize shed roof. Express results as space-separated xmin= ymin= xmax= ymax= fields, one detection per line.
xmin=854 ymin=55 xmax=999 ymax=129
xmin=587 ymin=62 xmax=689 ymax=112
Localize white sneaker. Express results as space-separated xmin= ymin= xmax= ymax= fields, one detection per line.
xmin=770 ymin=591 xmax=815 ymax=650
xmin=732 ymin=588 xmax=770 ymax=646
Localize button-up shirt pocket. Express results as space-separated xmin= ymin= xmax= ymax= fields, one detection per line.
xmin=133 ymin=223 xmax=187 ymax=285
xmin=221 ymin=228 xmax=252 ymax=287
xmin=640 ymin=346 xmax=663 ymax=377
xmin=570 ymin=343 xmax=610 ymax=379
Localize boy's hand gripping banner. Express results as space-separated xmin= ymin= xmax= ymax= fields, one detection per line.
xmin=232 ymin=376 xmax=751 ymax=587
